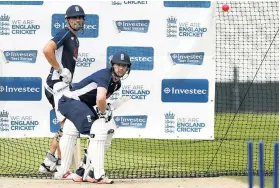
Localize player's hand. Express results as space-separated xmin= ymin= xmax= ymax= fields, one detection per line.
xmin=58 ymin=68 xmax=72 ymax=84
xmin=97 ymin=103 xmax=113 ymax=122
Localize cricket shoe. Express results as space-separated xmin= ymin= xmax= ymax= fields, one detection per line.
xmin=71 ymin=173 xmax=99 ymax=183
xmin=54 ymin=171 xmax=73 ymax=180
xmin=39 ymin=152 xmax=58 ymax=174
xmin=86 ymin=175 xmax=114 ymax=184
xmin=72 ymin=173 xmax=83 ymax=182
xmin=39 ymin=163 xmax=57 ymax=174
xmin=72 ymin=173 xmax=113 ymax=184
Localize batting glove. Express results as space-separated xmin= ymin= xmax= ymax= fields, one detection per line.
xmin=97 ymin=103 xmax=113 ymax=122
xmin=58 ymin=68 xmax=72 ymax=84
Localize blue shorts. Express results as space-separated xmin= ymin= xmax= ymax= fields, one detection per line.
xmin=58 ymin=96 xmax=98 ymax=134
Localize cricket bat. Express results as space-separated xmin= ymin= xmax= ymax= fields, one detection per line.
xmin=72 ymin=134 xmax=81 ymax=170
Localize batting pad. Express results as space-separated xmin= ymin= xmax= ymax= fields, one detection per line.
xmin=88 ymin=118 xmax=108 ymax=179
xmin=58 ymin=120 xmax=79 ymax=177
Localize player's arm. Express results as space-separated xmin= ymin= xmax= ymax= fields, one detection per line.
xmin=96 ymin=87 xmax=107 ymax=113
xmin=43 ymin=40 xmax=60 ymax=70
xmin=43 ymin=30 xmax=72 ymax=84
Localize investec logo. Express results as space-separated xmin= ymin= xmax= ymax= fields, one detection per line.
xmin=0 ymin=85 xmax=40 ymax=92
xmin=161 ymin=79 xmax=209 ymax=103
xmin=4 ymin=50 xmax=37 ymax=63
xmin=107 ymin=46 xmax=154 ymax=70
xmin=170 ymin=52 xmax=204 ymax=65
xmin=50 ymin=109 xmax=60 ymax=133
xmin=0 ymin=13 xmax=40 ymax=35
xmin=0 ymin=77 xmax=42 ymax=101
xmin=114 ymin=20 xmax=150 ymax=33
xmin=51 ymin=14 xmax=99 ymax=38
xmin=166 ymin=16 xmax=207 ymax=38
xmin=113 ymin=115 xmax=147 ymax=128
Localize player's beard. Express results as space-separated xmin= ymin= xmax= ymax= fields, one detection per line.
xmin=73 ymin=22 xmax=83 ymax=31
xmin=70 ymin=21 xmax=83 ymax=31
xmin=115 ymin=70 xmax=126 ymax=78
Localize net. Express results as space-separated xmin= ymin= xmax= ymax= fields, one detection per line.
xmin=0 ymin=1 xmax=279 ymax=178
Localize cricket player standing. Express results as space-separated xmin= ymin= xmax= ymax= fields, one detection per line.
xmin=39 ymin=5 xmax=85 ymax=179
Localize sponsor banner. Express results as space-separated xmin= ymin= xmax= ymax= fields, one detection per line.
xmin=114 ymin=115 xmax=147 ymax=128
xmin=0 ymin=108 xmax=44 ymax=138
xmin=0 ymin=1 xmax=216 ymax=139
xmin=4 ymin=50 xmax=37 ymax=63
xmin=161 ymin=79 xmax=209 ymax=103
xmin=0 ymin=77 xmax=42 ymax=101
xmin=170 ymin=52 xmax=204 ymax=65
xmin=107 ymin=46 xmax=154 ymax=71
xmin=161 ymin=110 xmax=214 ymax=139
xmin=0 ymin=13 xmax=40 ymax=35
xmin=51 ymin=14 xmax=99 ymax=38
xmin=0 ymin=1 xmax=44 ymax=5
xmin=164 ymin=1 xmax=211 ymax=8
xmin=113 ymin=20 xmax=150 ymax=33
xmin=166 ymin=16 xmax=208 ymax=38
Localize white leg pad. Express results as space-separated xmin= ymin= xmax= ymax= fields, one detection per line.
xmin=104 ymin=119 xmax=116 ymax=152
xmin=87 ymin=118 xmax=111 ymax=180
xmin=81 ymin=132 xmax=112 ymax=181
xmin=57 ymin=119 xmax=79 ymax=177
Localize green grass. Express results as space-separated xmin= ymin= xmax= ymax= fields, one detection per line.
xmin=0 ymin=113 xmax=278 ymax=178
xmin=228 ymin=176 xmax=274 ymax=188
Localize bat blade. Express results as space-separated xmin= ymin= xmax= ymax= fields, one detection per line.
xmin=111 ymin=95 xmax=131 ymax=111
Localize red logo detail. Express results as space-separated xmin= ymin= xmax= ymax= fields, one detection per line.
xmin=73 ymin=48 xmax=78 ymax=57
xmin=62 ymin=171 xmax=72 ymax=178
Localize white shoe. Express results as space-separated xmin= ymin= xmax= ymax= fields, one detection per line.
xmin=86 ymin=175 xmax=114 ymax=184
xmin=39 ymin=164 xmax=56 ymax=174
xmin=54 ymin=171 xmax=73 ymax=180
xmin=39 ymin=152 xmax=58 ymax=173
xmin=72 ymin=173 xmax=83 ymax=182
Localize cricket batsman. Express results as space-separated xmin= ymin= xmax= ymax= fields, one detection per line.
xmin=54 ymin=52 xmax=131 ymax=184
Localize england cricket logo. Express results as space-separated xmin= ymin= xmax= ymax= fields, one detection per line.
xmin=166 ymin=16 xmax=207 ymax=38
xmin=0 ymin=13 xmax=40 ymax=35
xmin=0 ymin=14 xmax=10 ymax=35
xmin=164 ymin=111 xmax=176 ymax=133
xmin=166 ymin=16 xmax=177 ymax=38
xmin=0 ymin=110 xmax=9 ymax=131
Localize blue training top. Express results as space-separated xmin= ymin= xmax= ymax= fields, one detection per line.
xmin=69 ymin=68 xmax=121 ymax=106
xmin=46 ymin=28 xmax=79 ymax=87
